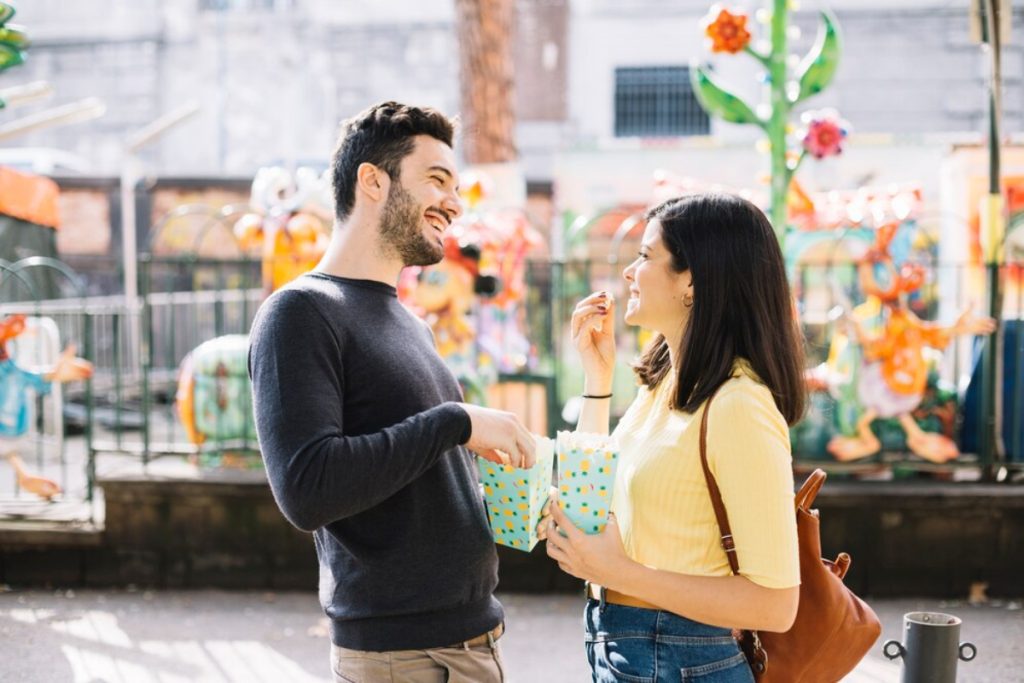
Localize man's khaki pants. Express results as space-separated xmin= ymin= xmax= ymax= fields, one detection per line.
xmin=330 ymin=638 xmax=505 ymax=682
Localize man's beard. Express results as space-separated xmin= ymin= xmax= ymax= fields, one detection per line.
xmin=379 ymin=180 xmax=445 ymax=267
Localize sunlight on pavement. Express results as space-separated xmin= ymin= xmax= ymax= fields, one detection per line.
xmin=58 ymin=638 xmax=323 ymax=683
xmin=842 ymin=656 xmax=899 ymax=682
xmin=14 ymin=606 xmax=323 ymax=683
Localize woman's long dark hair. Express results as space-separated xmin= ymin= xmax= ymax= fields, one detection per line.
xmin=632 ymin=193 xmax=806 ymax=425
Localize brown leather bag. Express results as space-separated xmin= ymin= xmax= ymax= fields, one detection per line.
xmin=698 ymin=392 xmax=881 ymax=682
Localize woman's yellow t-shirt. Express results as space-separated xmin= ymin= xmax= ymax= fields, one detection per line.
xmin=610 ymin=359 xmax=800 ymax=589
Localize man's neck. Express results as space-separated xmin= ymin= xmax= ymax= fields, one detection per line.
xmin=314 ymin=218 xmax=403 ymax=286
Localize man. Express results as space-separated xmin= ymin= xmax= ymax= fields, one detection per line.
xmin=248 ymin=101 xmax=536 ymax=682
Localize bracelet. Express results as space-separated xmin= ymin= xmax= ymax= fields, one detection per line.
xmin=581 ymin=392 xmax=613 ymax=399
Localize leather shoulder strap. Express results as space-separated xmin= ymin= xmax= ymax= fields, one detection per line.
xmin=698 ymin=385 xmax=741 ymax=575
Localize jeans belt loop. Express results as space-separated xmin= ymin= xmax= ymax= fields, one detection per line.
xmin=599 ymin=585 xmax=608 ymax=614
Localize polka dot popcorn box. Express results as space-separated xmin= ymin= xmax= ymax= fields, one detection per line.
xmin=477 ymin=435 xmax=555 ymax=552
xmin=555 ymin=431 xmax=619 ymax=534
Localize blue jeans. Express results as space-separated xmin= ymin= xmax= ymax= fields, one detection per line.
xmin=585 ymin=599 xmax=755 ymax=682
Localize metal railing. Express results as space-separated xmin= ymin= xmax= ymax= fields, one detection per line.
xmin=0 ymin=257 xmax=95 ymax=520
xmin=3 ymin=253 xmax=1020 ymax=521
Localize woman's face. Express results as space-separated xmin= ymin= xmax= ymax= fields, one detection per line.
xmin=622 ymin=219 xmax=693 ymax=338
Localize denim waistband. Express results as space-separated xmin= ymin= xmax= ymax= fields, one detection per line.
xmin=584 ymin=598 xmax=736 ymax=644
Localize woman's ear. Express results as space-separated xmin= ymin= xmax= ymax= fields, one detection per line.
xmin=355 ymin=162 xmax=388 ymax=205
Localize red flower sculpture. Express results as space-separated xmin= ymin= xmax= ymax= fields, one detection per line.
xmin=703 ymin=6 xmax=752 ymax=54
xmin=801 ymin=109 xmax=849 ymax=159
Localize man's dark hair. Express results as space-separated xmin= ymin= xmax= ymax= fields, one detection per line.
xmin=331 ymin=101 xmax=456 ymax=222
xmin=632 ymin=193 xmax=807 ymax=425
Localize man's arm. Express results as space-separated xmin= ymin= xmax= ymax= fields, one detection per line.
xmin=248 ymin=289 xmax=471 ymax=532
xmin=248 ymin=289 xmax=535 ymax=532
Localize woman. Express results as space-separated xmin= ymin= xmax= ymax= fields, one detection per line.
xmin=544 ymin=193 xmax=806 ymax=682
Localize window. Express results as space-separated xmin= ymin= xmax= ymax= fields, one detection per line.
xmin=614 ymin=66 xmax=709 ymax=137
xmin=200 ymin=0 xmax=284 ymax=11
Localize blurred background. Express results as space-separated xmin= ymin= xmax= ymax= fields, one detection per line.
xmin=1 ymin=2 xmax=1024 ymax=680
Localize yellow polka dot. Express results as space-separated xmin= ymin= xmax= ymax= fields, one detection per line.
xmin=484 ymin=486 xmax=493 ymax=496
xmin=517 ymin=503 xmax=528 ymax=511
xmin=505 ymin=520 xmax=514 ymax=529
xmin=504 ymin=509 xmax=514 ymax=516
xmin=503 ymin=465 xmax=515 ymax=474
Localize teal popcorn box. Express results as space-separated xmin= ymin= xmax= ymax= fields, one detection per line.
xmin=477 ymin=435 xmax=555 ymax=552
xmin=555 ymin=431 xmax=619 ymax=534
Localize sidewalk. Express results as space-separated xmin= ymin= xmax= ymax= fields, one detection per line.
xmin=2 ymin=589 xmax=1020 ymax=682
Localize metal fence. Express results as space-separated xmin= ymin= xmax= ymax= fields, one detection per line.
xmin=0 ymin=257 xmax=96 ymax=521
xmin=523 ymin=259 xmax=1024 ymax=477
xmin=1 ymin=253 xmax=1021 ymax=526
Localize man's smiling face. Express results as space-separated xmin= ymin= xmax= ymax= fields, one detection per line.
xmin=378 ymin=135 xmax=464 ymax=267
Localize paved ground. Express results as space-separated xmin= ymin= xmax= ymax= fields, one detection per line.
xmin=1 ymin=589 xmax=1021 ymax=682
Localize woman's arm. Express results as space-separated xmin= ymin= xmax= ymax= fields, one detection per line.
xmin=572 ymin=291 xmax=616 ymax=435
xmin=611 ymin=556 xmax=799 ymax=632
xmin=548 ymin=383 xmax=801 ymax=631
xmin=545 ymin=503 xmax=798 ymax=633
xmin=576 ymin=382 xmax=612 ymax=435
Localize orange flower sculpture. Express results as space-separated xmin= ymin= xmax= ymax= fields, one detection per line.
xmin=703 ymin=6 xmax=751 ymax=54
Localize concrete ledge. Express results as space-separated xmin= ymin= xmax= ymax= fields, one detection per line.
xmin=0 ymin=521 xmax=103 ymax=547
xmin=0 ymin=471 xmax=1021 ymax=598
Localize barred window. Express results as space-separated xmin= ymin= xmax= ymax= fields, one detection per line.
xmin=200 ymin=0 xmax=283 ymax=10
xmin=614 ymin=66 xmax=710 ymax=137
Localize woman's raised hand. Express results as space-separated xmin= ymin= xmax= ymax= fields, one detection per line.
xmin=571 ymin=291 xmax=616 ymax=386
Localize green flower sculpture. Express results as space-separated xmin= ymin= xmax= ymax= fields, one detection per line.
xmin=0 ymin=1 xmax=29 ymax=109
xmin=692 ymin=1 xmax=842 ymax=247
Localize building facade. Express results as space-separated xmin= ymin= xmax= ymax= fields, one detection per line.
xmin=0 ymin=0 xmax=1019 ymax=183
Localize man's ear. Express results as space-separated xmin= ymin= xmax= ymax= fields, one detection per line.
xmin=356 ymin=162 xmax=388 ymax=204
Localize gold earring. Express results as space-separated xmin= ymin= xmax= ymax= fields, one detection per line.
xmin=683 ymin=294 xmax=694 ymax=308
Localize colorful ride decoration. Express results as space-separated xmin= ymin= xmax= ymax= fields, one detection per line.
xmin=1 ymin=313 xmax=92 ymax=500
xmin=0 ymin=168 xmax=62 ymax=300
xmin=175 ymin=334 xmax=259 ymax=468
xmin=399 ymin=172 xmax=542 ymax=403
xmin=955 ymin=170 xmax=1024 ymax=464
xmin=693 ymin=2 xmax=845 ymax=246
xmin=232 ymin=166 xmax=333 ymax=295
xmin=963 ymin=172 xmax=1024 ymax=314
xmin=0 ymin=1 xmax=28 ymax=109
xmin=812 ymin=223 xmax=996 ymax=464
xmin=403 ymin=224 xmax=500 ymax=402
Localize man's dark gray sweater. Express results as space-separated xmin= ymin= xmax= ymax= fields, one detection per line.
xmin=248 ymin=272 xmax=502 ymax=651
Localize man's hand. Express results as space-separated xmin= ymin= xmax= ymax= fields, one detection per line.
xmin=459 ymin=404 xmax=537 ymax=469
